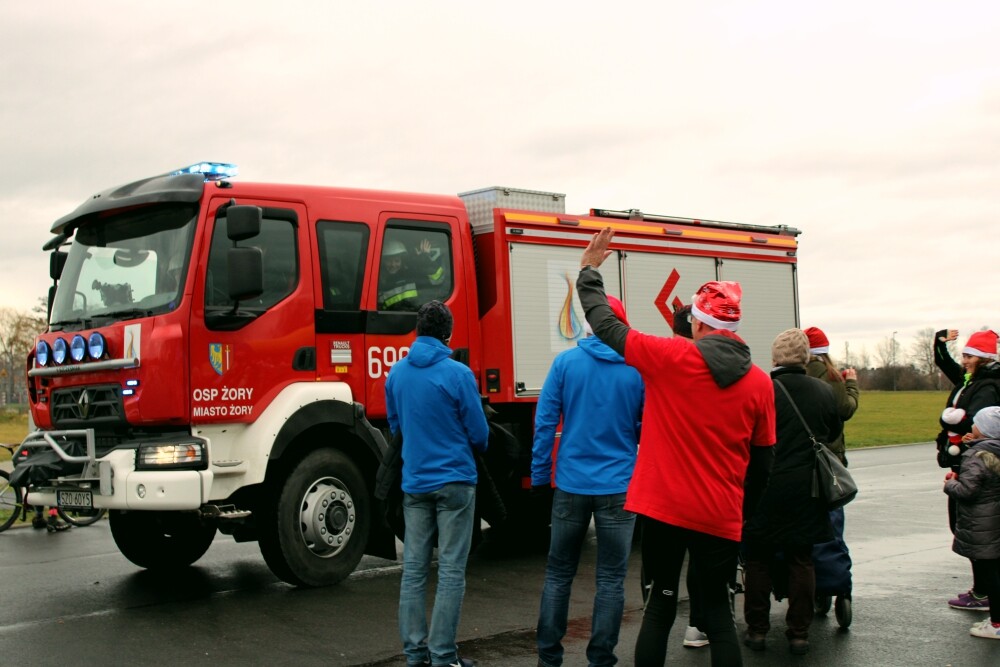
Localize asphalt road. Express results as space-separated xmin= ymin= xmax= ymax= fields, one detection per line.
xmin=1 ymin=443 xmax=998 ymax=666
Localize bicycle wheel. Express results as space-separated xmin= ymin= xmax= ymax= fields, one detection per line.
xmin=57 ymin=506 xmax=108 ymax=527
xmin=0 ymin=470 xmax=23 ymax=533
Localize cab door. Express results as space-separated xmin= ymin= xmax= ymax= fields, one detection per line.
xmin=362 ymin=214 xmax=464 ymax=420
xmin=189 ymin=198 xmax=313 ymax=423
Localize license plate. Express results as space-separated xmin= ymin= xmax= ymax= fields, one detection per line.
xmin=57 ymin=490 xmax=93 ymax=509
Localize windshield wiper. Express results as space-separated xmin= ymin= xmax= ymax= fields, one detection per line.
xmin=50 ymin=317 xmax=93 ymax=331
xmin=95 ymin=308 xmax=154 ymax=322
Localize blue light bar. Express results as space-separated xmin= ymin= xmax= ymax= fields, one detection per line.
xmin=170 ymin=162 xmax=238 ymax=181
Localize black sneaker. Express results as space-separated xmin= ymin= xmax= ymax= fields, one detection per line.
xmin=32 ymin=516 xmax=47 ymax=529
xmin=47 ymin=516 xmax=71 ymax=532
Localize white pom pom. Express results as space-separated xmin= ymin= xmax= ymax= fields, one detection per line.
xmin=948 ymin=445 xmax=961 ymax=456
xmin=942 ymin=407 xmax=966 ymax=425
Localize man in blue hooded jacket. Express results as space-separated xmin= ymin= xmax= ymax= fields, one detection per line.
xmin=532 ymin=295 xmax=644 ymax=667
xmin=385 ymin=300 xmax=489 ymax=667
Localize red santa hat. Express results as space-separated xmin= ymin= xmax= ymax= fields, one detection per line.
xmin=606 ymin=295 xmax=630 ymax=326
xmin=690 ymin=281 xmax=741 ymax=331
xmin=804 ymin=326 xmax=830 ymax=355
xmin=584 ymin=294 xmax=629 ymax=335
xmin=963 ymin=330 xmax=998 ymax=360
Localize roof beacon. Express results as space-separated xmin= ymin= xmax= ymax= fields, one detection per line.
xmin=170 ymin=162 xmax=238 ymax=181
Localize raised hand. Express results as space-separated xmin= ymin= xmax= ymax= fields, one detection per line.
xmin=580 ymin=227 xmax=615 ymax=269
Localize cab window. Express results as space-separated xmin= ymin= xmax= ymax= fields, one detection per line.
xmin=377 ymin=223 xmax=452 ymax=311
xmin=318 ymin=221 xmax=369 ymax=310
xmin=205 ymin=209 xmax=298 ymax=310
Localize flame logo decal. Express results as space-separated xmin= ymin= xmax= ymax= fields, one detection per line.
xmin=557 ymin=273 xmax=584 ymax=340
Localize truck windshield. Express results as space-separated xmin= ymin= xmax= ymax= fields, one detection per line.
xmin=49 ymin=204 xmax=198 ymax=329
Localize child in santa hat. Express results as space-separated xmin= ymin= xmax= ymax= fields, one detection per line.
xmin=943 ymin=406 xmax=1000 ymax=639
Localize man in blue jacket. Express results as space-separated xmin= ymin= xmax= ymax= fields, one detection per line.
xmin=386 ymin=300 xmax=489 ymax=667
xmin=532 ymin=295 xmax=644 ymax=667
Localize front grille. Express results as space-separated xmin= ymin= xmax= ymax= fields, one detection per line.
xmin=51 ymin=385 xmax=125 ymax=428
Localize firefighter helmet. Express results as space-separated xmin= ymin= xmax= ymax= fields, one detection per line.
xmin=382 ymin=240 xmax=407 ymax=257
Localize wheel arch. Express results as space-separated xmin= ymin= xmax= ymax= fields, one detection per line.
xmin=265 ymin=400 xmax=396 ymax=560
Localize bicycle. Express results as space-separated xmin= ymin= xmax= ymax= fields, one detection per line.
xmin=0 ymin=444 xmax=107 ymax=533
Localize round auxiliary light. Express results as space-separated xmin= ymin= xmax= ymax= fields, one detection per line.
xmin=36 ymin=340 xmax=51 ymax=367
xmin=70 ymin=335 xmax=86 ymax=363
xmin=88 ymin=332 xmax=106 ymax=360
xmin=52 ymin=337 xmax=68 ymax=365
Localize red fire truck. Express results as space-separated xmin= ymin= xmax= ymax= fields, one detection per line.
xmin=20 ymin=163 xmax=800 ymax=586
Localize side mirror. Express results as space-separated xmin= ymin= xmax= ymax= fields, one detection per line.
xmin=50 ymin=250 xmax=68 ymax=281
xmin=227 ymin=247 xmax=263 ymax=301
xmin=227 ymin=205 xmax=262 ymax=242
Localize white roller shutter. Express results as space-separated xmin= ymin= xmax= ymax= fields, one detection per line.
xmin=508 ymin=243 xmax=621 ymax=395
xmin=719 ymin=259 xmax=798 ymax=370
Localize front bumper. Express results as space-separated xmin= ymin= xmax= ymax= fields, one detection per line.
xmin=19 ymin=429 xmax=211 ymax=511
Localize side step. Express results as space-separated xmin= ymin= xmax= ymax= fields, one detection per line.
xmin=200 ymin=504 xmax=252 ymax=520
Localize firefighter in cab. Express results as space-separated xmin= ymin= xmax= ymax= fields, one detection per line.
xmin=378 ymin=236 xmax=444 ymax=311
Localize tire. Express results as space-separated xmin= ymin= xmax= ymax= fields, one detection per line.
xmin=58 ymin=506 xmax=108 ymax=527
xmin=834 ymin=595 xmax=852 ymax=628
xmin=0 ymin=470 xmax=22 ymax=533
xmin=815 ymin=594 xmax=832 ymax=615
xmin=258 ymin=448 xmax=370 ymax=587
xmin=109 ymin=510 xmax=216 ymax=569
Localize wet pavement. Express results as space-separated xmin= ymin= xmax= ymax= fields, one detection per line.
xmin=2 ymin=442 xmax=998 ymax=665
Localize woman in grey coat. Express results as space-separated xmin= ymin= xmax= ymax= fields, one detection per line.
xmin=943 ymin=406 xmax=1000 ymax=640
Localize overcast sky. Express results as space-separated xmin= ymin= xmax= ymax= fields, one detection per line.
xmin=2 ymin=2 xmax=997 ymax=364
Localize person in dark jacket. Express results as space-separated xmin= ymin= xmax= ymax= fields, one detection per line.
xmin=934 ymin=328 xmax=1000 ymax=611
xmin=804 ymin=326 xmax=858 ymax=612
xmin=804 ymin=326 xmax=859 ymax=466
xmin=577 ymin=227 xmax=775 ymax=667
xmin=943 ymin=406 xmax=1000 ymax=640
xmin=743 ymin=328 xmax=842 ymax=655
xmin=532 ymin=295 xmax=644 ymax=667
xmin=385 ymin=300 xmax=489 ymax=667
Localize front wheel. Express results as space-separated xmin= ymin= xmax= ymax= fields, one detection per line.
xmin=258 ymin=448 xmax=370 ymax=587
xmin=109 ymin=510 xmax=217 ymax=569
xmin=58 ymin=506 xmax=108 ymax=527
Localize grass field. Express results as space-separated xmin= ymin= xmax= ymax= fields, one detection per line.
xmin=844 ymin=390 xmax=947 ymax=447
xmin=0 ymin=392 xmax=951 ymax=459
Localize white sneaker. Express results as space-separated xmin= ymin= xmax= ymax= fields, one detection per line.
xmin=683 ymin=625 xmax=709 ymax=648
xmin=970 ymin=618 xmax=1000 ymax=639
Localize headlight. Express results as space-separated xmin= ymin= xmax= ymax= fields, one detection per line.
xmin=70 ymin=335 xmax=86 ymax=362
xmin=136 ymin=442 xmax=206 ymax=470
xmin=52 ymin=338 xmax=68 ymax=365
xmin=88 ymin=332 xmax=106 ymax=360
xmin=36 ymin=340 xmax=50 ymax=367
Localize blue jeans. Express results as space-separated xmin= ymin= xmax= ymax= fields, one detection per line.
xmin=399 ymin=483 xmax=476 ymax=667
xmin=537 ymin=490 xmax=635 ymax=667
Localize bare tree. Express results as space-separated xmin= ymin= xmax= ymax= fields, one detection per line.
xmin=856 ymin=345 xmax=871 ymax=370
xmin=874 ymin=336 xmax=904 ymax=369
xmin=910 ymin=327 xmax=937 ymax=375
xmin=0 ymin=307 xmax=46 ymax=406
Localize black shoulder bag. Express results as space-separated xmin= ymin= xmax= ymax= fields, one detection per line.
xmin=774 ymin=380 xmax=858 ymax=510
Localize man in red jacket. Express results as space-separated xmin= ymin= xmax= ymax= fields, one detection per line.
xmin=577 ymin=227 xmax=775 ymax=667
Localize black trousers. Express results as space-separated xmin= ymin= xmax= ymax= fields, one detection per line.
xmin=635 ymin=517 xmax=741 ymax=667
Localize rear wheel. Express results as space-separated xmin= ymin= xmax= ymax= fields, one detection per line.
xmin=258 ymin=448 xmax=369 ymax=587
xmin=109 ymin=510 xmax=216 ymax=569
xmin=0 ymin=470 xmax=22 ymax=533
xmin=58 ymin=506 xmax=108 ymax=527
xmin=815 ymin=594 xmax=833 ymax=615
